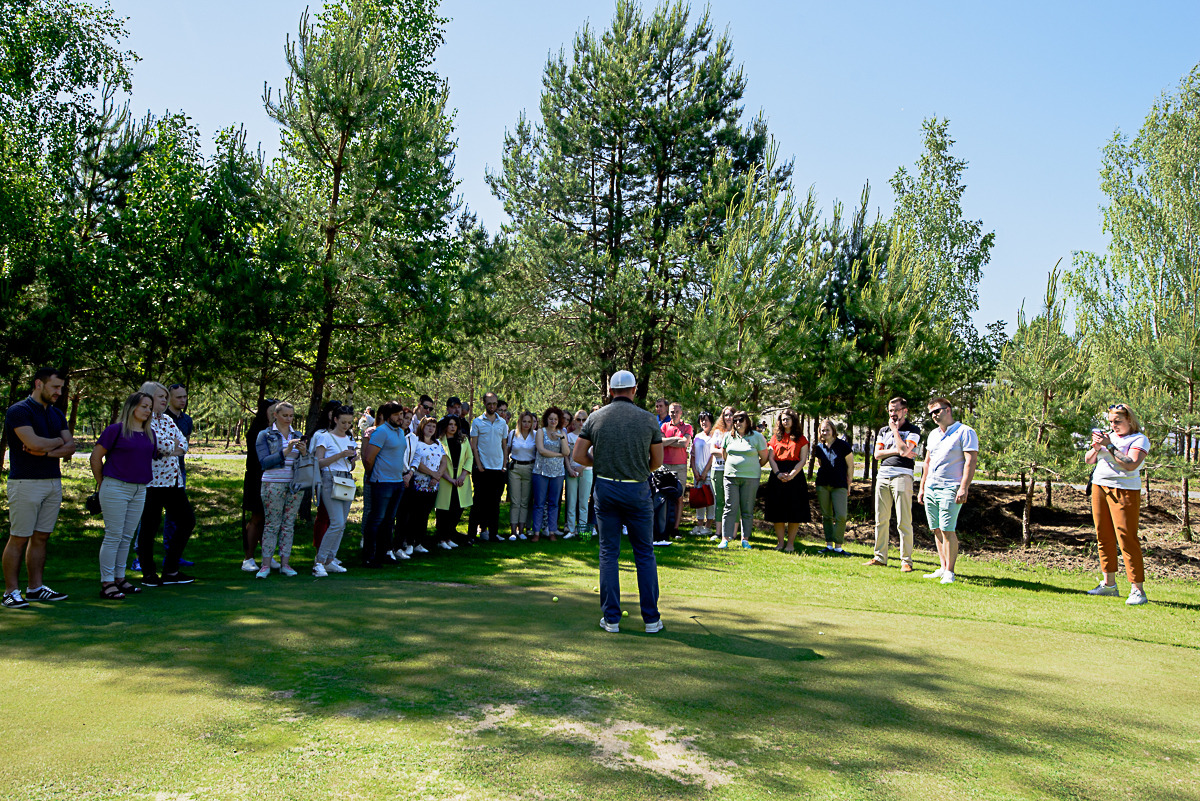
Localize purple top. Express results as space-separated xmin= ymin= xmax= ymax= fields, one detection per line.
xmin=97 ymin=423 xmax=154 ymax=485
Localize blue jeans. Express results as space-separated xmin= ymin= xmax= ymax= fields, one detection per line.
xmin=531 ymin=473 xmax=564 ymax=534
xmin=595 ymin=478 xmax=660 ymax=624
xmin=364 ymin=481 xmax=404 ymax=563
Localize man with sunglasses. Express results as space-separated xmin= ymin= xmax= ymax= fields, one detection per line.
xmin=918 ymin=397 xmax=978 ymax=585
xmin=470 ymin=392 xmax=508 ymax=542
xmin=866 ymin=397 xmax=922 ymax=572
xmin=410 ymin=396 xmax=436 ymax=435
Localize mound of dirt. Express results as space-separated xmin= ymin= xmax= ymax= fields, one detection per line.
xmin=832 ymin=481 xmax=1200 ymax=581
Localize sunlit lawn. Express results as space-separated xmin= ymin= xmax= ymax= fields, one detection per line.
xmin=1 ymin=458 xmax=1197 ymax=800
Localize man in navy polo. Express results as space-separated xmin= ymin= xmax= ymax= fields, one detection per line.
xmin=572 ymin=371 xmax=664 ymax=634
xmin=3 ymin=368 xmax=75 ymax=609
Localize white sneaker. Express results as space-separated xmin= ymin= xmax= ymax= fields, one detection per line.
xmin=325 ymin=562 xmax=348 ymax=573
xmin=404 ymin=545 xmax=414 ymax=556
xmin=645 ymin=620 xmax=664 ymax=634
xmin=923 ymin=568 xmax=945 ymax=579
xmin=270 ymin=557 xmax=282 ymax=569
xmin=717 ymin=539 xmax=729 ymax=549
xmin=518 ymin=533 xmax=528 ymax=541
xmin=255 ymin=567 xmax=270 ymax=579
xmin=600 ymin=617 xmax=620 ymax=633
xmin=240 ymin=558 xmax=259 ymax=572
xmin=1086 ymin=582 xmax=1119 ymax=596
xmin=414 ymin=545 xmax=429 ymax=554
xmin=394 ymin=549 xmax=410 ymax=560
xmin=312 ymin=563 xmax=329 ymax=577
xmin=330 ymin=558 xmax=342 ymax=567
xmin=1126 ymin=587 xmax=1148 ymax=606
xmin=563 ymin=531 xmax=577 ymax=539
xmin=439 ymin=541 xmax=453 ymax=550
xmin=940 ymin=571 xmax=955 ymax=584
xmin=709 ymin=534 xmax=721 ymax=541
xmin=507 ymin=535 xmax=517 ymax=541
xmin=448 ymin=541 xmax=459 ymax=549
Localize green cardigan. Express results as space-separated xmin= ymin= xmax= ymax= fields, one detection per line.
xmin=435 ymin=436 xmax=474 ymax=510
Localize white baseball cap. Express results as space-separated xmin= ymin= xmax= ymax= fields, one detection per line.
xmin=609 ymin=370 xmax=637 ymax=390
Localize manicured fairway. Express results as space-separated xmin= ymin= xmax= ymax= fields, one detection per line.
xmin=2 ymin=460 xmax=1197 ymax=800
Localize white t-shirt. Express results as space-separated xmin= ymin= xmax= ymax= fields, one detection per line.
xmin=508 ymin=429 xmax=536 ymax=462
xmin=924 ymin=421 xmax=979 ymax=489
xmin=693 ymin=431 xmax=713 ymax=474
xmin=1091 ymin=431 xmax=1151 ymax=491
xmin=312 ymin=430 xmax=354 ymax=473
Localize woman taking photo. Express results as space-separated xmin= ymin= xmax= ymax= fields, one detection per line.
xmin=310 ymin=404 xmax=358 ymax=577
xmin=506 ymin=412 xmax=537 ymax=540
xmin=408 ymin=416 xmax=445 ymax=550
xmin=530 ymin=406 xmax=569 ymax=542
xmin=241 ymin=399 xmax=278 ymax=572
xmin=718 ymin=411 xmax=769 ymax=549
xmin=813 ymin=418 xmax=854 ymax=555
xmin=1085 ymin=403 xmax=1151 ymax=606
xmin=564 ymin=409 xmax=592 ymax=539
xmin=254 ymin=401 xmax=308 ymax=579
xmin=765 ymin=408 xmax=812 ymax=552
xmin=691 ymin=411 xmax=716 ymax=537
xmin=435 ymin=416 xmax=473 ymax=548
xmin=91 ymin=392 xmax=155 ymax=599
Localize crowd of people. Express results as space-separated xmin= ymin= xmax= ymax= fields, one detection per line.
xmin=2 ymin=369 xmax=1154 ymax=616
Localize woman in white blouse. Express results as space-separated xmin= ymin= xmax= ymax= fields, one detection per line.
xmin=507 ymin=412 xmax=537 ymax=541
xmin=310 ymin=405 xmax=358 ymax=576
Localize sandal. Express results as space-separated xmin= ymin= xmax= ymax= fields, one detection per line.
xmin=100 ymin=582 xmax=126 ymax=600
xmin=115 ymin=578 xmax=143 ymax=595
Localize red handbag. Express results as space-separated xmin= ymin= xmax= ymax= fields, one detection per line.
xmin=688 ymin=483 xmax=714 ymax=508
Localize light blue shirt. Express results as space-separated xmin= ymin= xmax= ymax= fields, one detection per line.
xmin=924 ymin=421 xmax=979 ymax=489
xmin=472 ymin=413 xmax=508 ymax=471
xmin=368 ymin=422 xmax=409 ymax=483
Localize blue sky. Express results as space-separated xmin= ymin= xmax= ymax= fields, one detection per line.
xmin=106 ymin=0 xmax=1200 ymax=332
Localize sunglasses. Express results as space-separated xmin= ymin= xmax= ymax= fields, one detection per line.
xmin=929 ymin=406 xmax=950 ymax=415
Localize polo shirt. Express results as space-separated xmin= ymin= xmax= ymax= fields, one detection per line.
xmin=472 ymin=413 xmax=508 ymax=471
xmin=876 ymin=422 xmax=922 ymax=480
xmin=660 ymin=420 xmax=693 ymax=465
xmin=924 ymin=421 xmax=979 ymax=489
xmin=580 ymin=398 xmax=663 ymax=482
xmin=368 ymin=422 xmax=409 ymax=483
xmin=5 ymin=397 xmax=68 ymax=480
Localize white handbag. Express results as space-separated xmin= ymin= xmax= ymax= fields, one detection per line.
xmin=331 ymin=474 xmax=357 ymax=501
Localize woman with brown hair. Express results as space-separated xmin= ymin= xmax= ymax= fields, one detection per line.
xmin=765 ymin=409 xmax=811 ymax=552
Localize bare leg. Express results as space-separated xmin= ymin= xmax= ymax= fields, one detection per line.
xmin=944 ymin=530 xmax=959 ymax=572
xmin=25 ymin=532 xmax=49 ymax=588
xmin=785 ymin=523 xmax=799 ymax=552
xmin=3 ymin=536 xmax=25 ymax=593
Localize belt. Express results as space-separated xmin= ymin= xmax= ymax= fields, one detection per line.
xmin=597 ymin=476 xmax=643 ymax=483
xmin=323 ymin=469 xmax=353 ymax=478
xmin=512 ymin=459 xmax=534 ymax=465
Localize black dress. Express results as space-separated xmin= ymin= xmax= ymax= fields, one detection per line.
xmin=764 ymin=439 xmax=812 ymax=523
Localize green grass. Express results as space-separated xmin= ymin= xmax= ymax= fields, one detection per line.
xmin=1 ymin=458 xmax=1198 ymax=800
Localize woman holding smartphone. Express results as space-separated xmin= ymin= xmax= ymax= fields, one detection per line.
xmin=310 ymin=404 xmax=358 ymax=576
xmin=254 ymin=401 xmax=308 ymax=579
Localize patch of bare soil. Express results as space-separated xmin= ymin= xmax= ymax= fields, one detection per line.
xmin=829 ymin=482 xmax=1200 ymax=581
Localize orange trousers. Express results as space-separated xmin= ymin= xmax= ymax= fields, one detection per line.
xmin=1091 ymin=484 xmax=1144 ymax=584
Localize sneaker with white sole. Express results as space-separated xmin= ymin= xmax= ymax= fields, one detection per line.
xmin=404 ymin=545 xmax=414 ymax=556
xmin=717 ymin=539 xmax=729 ymax=549
xmin=3 ymin=590 xmax=29 ymax=609
xmin=1126 ymin=587 xmax=1148 ymax=606
xmin=709 ymin=534 xmax=721 ymax=541
xmin=600 ymin=617 xmax=620 ymax=633
xmin=518 ymin=533 xmax=528 ymax=541
xmin=241 ymin=558 xmax=259 ymax=572
xmin=1086 ymin=582 xmax=1119 ymax=596
xmin=255 ymin=567 xmax=270 ymax=579
xmin=923 ymin=568 xmax=945 ymax=579
xmin=645 ymin=620 xmax=664 ymax=634
xmin=312 ymin=563 xmax=329 ymax=577
xmin=25 ymin=585 xmax=68 ymax=602
xmin=270 ymin=557 xmax=282 ymax=569
xmin=280 ymin=566 xmax=298 ymax=577
xmin=413 ymin=545 xmax=429 ymax=554
xmin=438 ymin=541 xmax=453 ymax=550
xmin=394 ymin=549 xmax=410 ymax=560
xmin=653 ymin=540 xmax=672 ymax=547
xmin=939 ymin=571 xmax=955 ymax=584
xmin=563 ymin=532 xmax=577 ymax=539
xmin=741 ymin=540 xmax=752 ymax=550
xmin=507 ymin=535 xmax=517 ymax=541
xmin=448 ymin=541 xmax=459 ymax=548
xmin=325 ymin=561 xmax=348 ymax=573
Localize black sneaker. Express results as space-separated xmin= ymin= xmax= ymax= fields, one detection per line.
xmin=140 ymin=574 xmax=163 ymax=587
xmin=161 ymin=572 xmax=195 ymax=585
xmin=2 ymin=590 xmax=30 ymax=609
xmin=25 ymin=586 xmax=68 ymax=602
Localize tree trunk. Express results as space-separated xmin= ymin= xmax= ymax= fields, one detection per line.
xmin=1022 ymin=467 xmax=1036 ymax=546
xmin=306 ymin=297 xmax=337 ymax=433
xmin=1182 ymin=475 xmax=1192 ymax=542
xmin=1045 ymin=477 xmax=1053 ymax=508
xmin=0 ymin=372 xmax=18 ymax=471
xmin=1019 ymin=471 xmax=1026 ymax=493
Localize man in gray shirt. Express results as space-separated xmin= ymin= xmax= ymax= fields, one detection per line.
xmin=572 ymin=370 xmax=664 ymax=634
